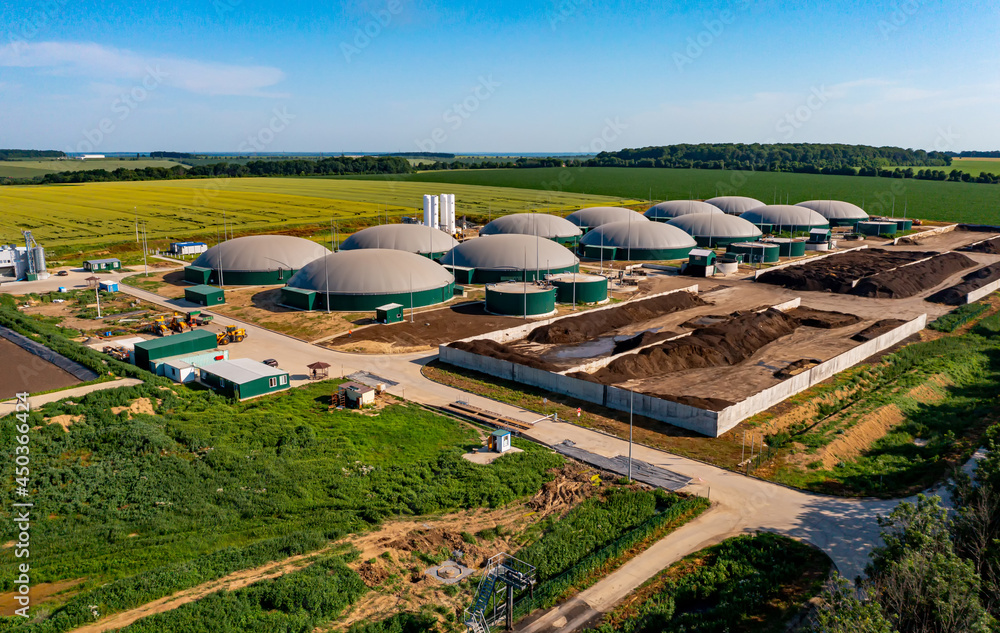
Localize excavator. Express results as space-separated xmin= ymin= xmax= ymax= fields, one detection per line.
xmin=169 ymin=312 xmax=191 ymax=333
xmin=144 ymin=315 xmax=170 ymax=336
xmin=216 ymin=325 xmax=247 ymax=345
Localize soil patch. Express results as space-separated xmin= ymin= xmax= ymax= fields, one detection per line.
xmin=580 ymin=309 xmax=800 ymax=384
xmin=47 ymin=414 xmax=84 ymax=431
xmin=450 ymin=339 xmax=555 ymax=371
xmin=787 ymin=307 xmax=863 ymax=329
xmin=757 ymin=249 xmax=932 ymax=293
xmin=527 ymin=291 xmax=707 ymax=345
xmin=110 ymin=397 xmax=157 ymax=417
xmin=851 ymin=320 xmax=908 ymax=342
xmin=926 ymin=263 xmax=1000 ymax=305
xmin=327 ymin=302 xmax=526 ymax=350
xmin=0 ymin=337 xmax=81 ymax=399
xmin=774 ymin=359 xmax=822 ymax=379
xmin=0 ymin=579 xmax=84 ymax=616
xmin=611 ymin=330 xmax=683 ymax=355
xmin=850 ymin=251 xmax=977 ymax=299
xmin=960 ymin=236 xmax=1000 ymax=254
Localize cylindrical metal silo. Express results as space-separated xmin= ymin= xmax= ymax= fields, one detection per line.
xmin=549 ymin=273 xmax=608 ymax=304
xmin=485 ymin=282 xmax=557 ymax=317
xmin=727 ymin=242 xmax=780 ymax=263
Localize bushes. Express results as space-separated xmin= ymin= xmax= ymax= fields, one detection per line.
xmin=585 ymin=533 xmax=830 ymax=633
xmin=928 ymin=302 xmax=991 ymax=332
xmin=522 ymin=492 xmax=710 ymax=610
xmin=347 ymin=613 xmax=440 ymax=633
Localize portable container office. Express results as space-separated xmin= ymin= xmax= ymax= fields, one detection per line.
xmin=133 ymin=330 xmax=218 ymax=370
xmin=199 ymin=358 xmax=290 ymax=400
xmin=185 ymin=285 xmax=225 ymax=306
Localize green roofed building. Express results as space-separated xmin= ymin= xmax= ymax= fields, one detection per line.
xmin=133 ymin=330 xmax=217 ymax=371
xmin=199 ymin=358 xmax=290 ymax=400
xmin=186 ymin=235 xmax=330 ymax=286
xmin=285 ymin=249 xmax=455 ymax=311
xmin=281 ymin=287 xmax=318 ymax=310
xmin=185 ymin=285 xmax=225 ymax=306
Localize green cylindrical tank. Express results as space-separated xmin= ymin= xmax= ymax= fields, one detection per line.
xmin=856 ymin=221 xmax=898 ymax=236
xmin=485 ymin=283 xmax=557 ymax=317
xmin=549 ymin=273 xmax=608 ymax=304
xmin=727 ymin=242 xmax=780 ymax=264
xmin=892 ymin=219 xmax=913 ymax=231
xmin=762 ymin=238 xmax=807 ymax=257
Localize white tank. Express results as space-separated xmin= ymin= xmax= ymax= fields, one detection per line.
xmin=431 ymin=196 xmax=440 ymax=230
xmin=423 ymin=195 xmax=432 ymax=227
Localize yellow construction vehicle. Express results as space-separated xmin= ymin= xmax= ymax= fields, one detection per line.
xmin=216 ymin=325 xmax=247 ymax=345
xmin=169 ymin=312 xmax=190 ymax=333
xmin=144 ymin=315 xmax=169 ymax=336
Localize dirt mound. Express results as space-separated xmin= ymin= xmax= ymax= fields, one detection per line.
xmin=611 ymin=330 xmax=681 ymax=355
xmin=787 ymin=307 xmax=862 ymax=329
xmin=960 ymin=236 xmax=1000 ymax=254
xmin=355 ymin=561 xmax=391 ymax=588
xmin=851 ymin=251 xmax=977 ymax=299
xmin=449 ymin=339 xmax=554 ymax=371
xmin=851 ymin=320 xmax=907 ymax=342
xmin=587 ymin=309 xmax=800 ymax=383
xmin=757 ymin=249 xmax=933 ymax=293
xmin=644 ymin=392 xmax=735 ymax=412
xmin=527 ymin=291 xmax=708 ymax=345
xmin=927 ymin=263 xmax=1000 ymax=305
xmin=774 ymin=359 xmax=821 ymax=379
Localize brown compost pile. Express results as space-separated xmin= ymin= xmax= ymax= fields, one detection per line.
xmin=527 ymin=291 xmax=707 ymax=345
xmin=850 ymin=252 xmax=976 ymax=299
xmin=926 ymin=263 xmax=1000 ymax=305
xmin=757 ymin=249 xmax=934 ymax=293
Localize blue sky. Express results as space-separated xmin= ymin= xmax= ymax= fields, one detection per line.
xmin=1 ymin=0 xmax=998 ymax=153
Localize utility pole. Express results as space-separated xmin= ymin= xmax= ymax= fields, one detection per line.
xmin=95 ymin=284 xmax=102 ymax=318
xmin=410 ymin=272 xmax=414 ymax=323
xmin=628 ymin=390 xmax=634 ymax=484
xmin=142 ymin=222 xmax=149 ymax=277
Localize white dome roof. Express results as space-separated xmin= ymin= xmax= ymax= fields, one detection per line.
xmin=566 ymin=207 xmax=649 ymax=228
xmin=194 ymin=235 xmax=331 ymax=272
xmin=796 ymin=200 xmax=869 ymax=221
xmin=340 ymin=224 xmax=458 ymax=255
xmin=704 ymin=196 xmax=765 ymax=216
xmin=740 ymin=205 xmax=830 ymax=228
xmin=645 ymin=200 xmax=724 ymax=220
xmin=288 ymin=249 xmax=454 ymax=294
xmin=480 ymin=213 xmax=581 ymax=239
xmin=441 ymin=234 xmax=579 ymax=270
xmin=579 ymin=221 xmax=697 ymax=250
xmin=667 ymin=214 xmax=763 ymax=239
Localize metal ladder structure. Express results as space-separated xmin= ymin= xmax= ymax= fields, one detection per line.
xmin=464 ymin=553 xmax=536 ymax=633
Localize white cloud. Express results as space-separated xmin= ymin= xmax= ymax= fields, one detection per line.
xmin=0 ymin=41 xmax=287 ymax=97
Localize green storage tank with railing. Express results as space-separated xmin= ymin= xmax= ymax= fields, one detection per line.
xmin=485 ymin=283 xmax=557 ymax=317
xmin=549 ymin=273 xmax=608 ymax=304
xmin=762 ymin=238 xmax=807 ymax=258
xmin=856 ymin=221 xmax=898 ymax=236
xmin=727 ymin=242 xmax=780 ymax=264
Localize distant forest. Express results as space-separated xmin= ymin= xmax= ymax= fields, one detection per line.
xmin=948 ymin=151 xmax=1000 ymax=158
xmin=0 ymin=149 xmax=65 ymax=160
xmin=415 ymin=143 xmax=999 ymax=184
xmin=150 ymin=151 xmax=195 ymax=159
xmin=2 ymin=156 xmax=412 ymax=185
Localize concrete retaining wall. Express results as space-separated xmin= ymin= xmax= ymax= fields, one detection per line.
xmin=714 ymin=313 xmax=927 ymax=434
xmin=891 ymin=223 xmax=958 ymax=245
xmin=454 ymin=285 xmax=700 ymax=345
xmin=754 ymin=246 xmax=869 ymax=280
xmin=966 ymin=279 xmax=1000 ymax=304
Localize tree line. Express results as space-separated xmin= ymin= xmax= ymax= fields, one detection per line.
xmin=0 ymin=149 xmax=65 ymax=160
xmin=1 ymin=156 xmax=413 ymax=185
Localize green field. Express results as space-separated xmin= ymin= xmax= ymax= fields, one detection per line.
xmin=350 ymin=166 xmax=1000 ymax=224
xmin=0 ymin=158 xmax=186 ymax=179
xmin=950 ymin=157 xmax=1000 ymax=176
xmin=0 ymin=177 xmax=630 ymax=246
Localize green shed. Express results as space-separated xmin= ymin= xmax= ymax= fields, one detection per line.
xmin=376 ymin=303 xmax=405 ymax=324
xmin=687 ymin=249 xmax=717 ymax=266
xmin=83 ymin=258 xmax=122 ymax=272
xmin=184 ymin=266 xmax=213 ymax=285
xmin=281 ymin=287 xmax=318 ymax=311
xmin=133 ymin=330 xmax=218 ymax=370
xmin=198 ymin=358 xmax=290 ymax=400
xmin=185 ymin=285 xmax=225 ymax=306
xmin=443 ymin=266 xmax=476 ymax=285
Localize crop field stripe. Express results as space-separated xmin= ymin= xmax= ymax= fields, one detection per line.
xmin=0 ymin=177 xmax=625 ymax=246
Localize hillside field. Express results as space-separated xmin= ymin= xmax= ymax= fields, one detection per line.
xmin=352 ymin=167 xmax=1000 ymax=224
xmin=0 ymin=158 xmax=187 ymax=179
xmin=0 ymin=177 xmax=630 ymax=246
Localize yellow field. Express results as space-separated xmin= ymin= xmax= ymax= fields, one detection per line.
xmin=0 ymin=158 xmax=186 ymax=178
xmin=0 ymin=177 xmax=629 ymax=246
